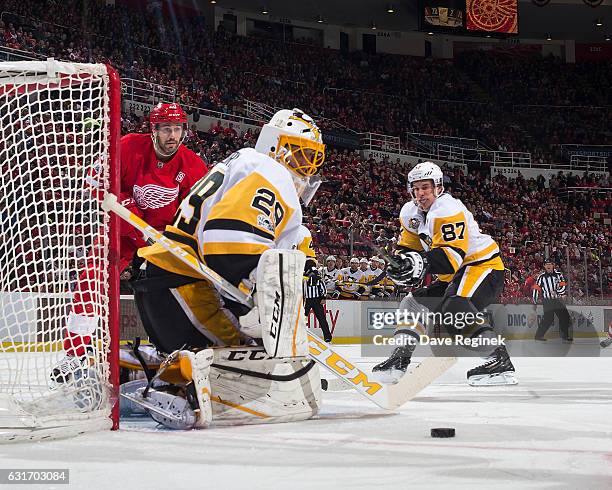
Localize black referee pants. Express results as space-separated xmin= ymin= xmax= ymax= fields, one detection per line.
xmin=304 ymin=298 xmax=332 ymax=342
xmin=536 ymin=299 xmax=571 ymax=340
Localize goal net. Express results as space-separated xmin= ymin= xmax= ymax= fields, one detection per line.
xmin=0 ymin=60 xmax=120 ymax=442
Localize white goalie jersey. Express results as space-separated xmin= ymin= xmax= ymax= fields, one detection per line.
xmin=140 ymin=147 xmax=303 ymax=287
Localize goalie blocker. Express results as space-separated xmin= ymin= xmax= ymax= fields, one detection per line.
xmin=132 ymin=249 xmax=306 ymax=356
xmin=128 ymin=249 xmax=320 ymax=428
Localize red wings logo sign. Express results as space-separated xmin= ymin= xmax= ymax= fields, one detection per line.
xmin=466 ymin=0 xmax=518 ymax=34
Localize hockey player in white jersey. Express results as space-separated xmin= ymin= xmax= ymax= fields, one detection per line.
xmin=357 ymin=257 xmax=374 ymax=297
xmin=337 ymin=257 xmax=366 ymax=299
xmin=367 ymin=257 xmax=388 ymax=298
xmin=359 ymin=257 xmax=372 ymax=276
xmin=373 ymin=162 xmax=517 ymax=386
xmin=320 ymin=255 xmax=341 ymax=297
xmin=121 ymin=108 xmax=327 ymax=428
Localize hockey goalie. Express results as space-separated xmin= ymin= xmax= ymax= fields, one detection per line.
xmin=120 ymin=108 xmax=326 ymax=429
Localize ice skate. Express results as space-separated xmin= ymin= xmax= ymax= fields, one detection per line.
xmin=467 ymin=346 xmax=518 ymax=386
xmin=372 ymin=346 xmax=412 ymax=383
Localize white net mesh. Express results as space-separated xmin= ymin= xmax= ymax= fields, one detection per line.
xmin=0 ymin=60 xmax=117 ymax=441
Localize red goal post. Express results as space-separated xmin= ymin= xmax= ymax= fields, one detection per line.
xmin=0 ymin=59 xmax=120 ymax=441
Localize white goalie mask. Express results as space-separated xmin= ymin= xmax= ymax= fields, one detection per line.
xmin=255 ymin=108 xmax=326 ymax=205
xmin=407 ymin=161 xmax=444 ymax=203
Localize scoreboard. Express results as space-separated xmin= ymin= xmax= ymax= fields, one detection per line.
xmin=420 ymin=0 xmax=518 ymax=35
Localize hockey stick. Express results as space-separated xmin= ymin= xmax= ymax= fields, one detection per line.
xmin=102 ymin=193 xmax=455 ymax=410
xmin=358 ymin=235 xmax=402 ymax=268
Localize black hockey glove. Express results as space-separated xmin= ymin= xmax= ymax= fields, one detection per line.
xmin=304 ymin=259 xmax=319 ymax=278
xmin=387 ymin=252 xmax=427 ymax=287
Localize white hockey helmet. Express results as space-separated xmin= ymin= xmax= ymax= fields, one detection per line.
xmin=255 ymin=108 xmax=326 ymax=205
xmin=407 ymin=161 xmax=444 ymax=200
xmin=359 ymin=257 xmax=369 ymax=264
xmin=349 ymin=257 xmax=359 ymax=265
xmin=326 ymin=255 xmax=336 ymax=263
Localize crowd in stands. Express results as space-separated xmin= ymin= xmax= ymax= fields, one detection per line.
xmin=456 ymin=50 xmax=612 ymax=162
xmin=1 ymin=0 xmax=610 ymax=304
xmin=168 ymin=112 xmax=612 ymax=303
xmin=304 ymin=144 xmax=611 ymax=303
xmin=2 ymin=0 xmax=611 ymax=167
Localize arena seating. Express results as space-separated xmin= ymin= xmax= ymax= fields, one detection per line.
xmin=1 ymin=0 xmax=610 ymax=303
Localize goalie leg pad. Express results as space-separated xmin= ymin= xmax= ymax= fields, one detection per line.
xmin=209 ymin=346 xmax=321 ymax=425
xmin=121 ymin=347 xmax=320 ymax=429
xmin=121 ymin=349 xmax=213 ymax=430
xmin=256 ymin=249 xmax=308 ymax=357
xmin=121 ymin=348 xmax=214 ymax=429
xmin=181 ymin=349 xmax=214 ymax=428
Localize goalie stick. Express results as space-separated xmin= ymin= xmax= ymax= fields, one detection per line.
xmin=102 ymin=193 xmax=455 ymax=410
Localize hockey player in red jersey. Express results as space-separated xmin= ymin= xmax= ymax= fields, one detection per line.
xmin=51 ymin=103 xmax=207 ymax=383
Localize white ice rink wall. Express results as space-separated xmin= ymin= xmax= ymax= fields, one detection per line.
xmin=1 ymin=293 xmax=609 ymax=347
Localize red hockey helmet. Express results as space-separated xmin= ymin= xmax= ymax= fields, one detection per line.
xmin=150 ymin=103 xmax=187 ymax=127
xmin=149 ymin=103 xmax=188 ymax=158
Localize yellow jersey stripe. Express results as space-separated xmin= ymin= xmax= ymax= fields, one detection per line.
xmin=398 ymin=228 xmax=423 ymax=250
xmin=457 ymin=266 xmax=493 ymax=297
xmin=298 ymin=234 xmax=316 ymax=259
xmin=464 ymin=243 xmax=502 ymax=266
xmin=211 ymin=395 xmax=270 ymax=418
xmin=207 ymin=172 xmax=295 ymax=240
xmin=139 ymin=242 xmax=207 ymax=280
xmin=442 ymin=247 xmax=461 ymax=272
xmin=203 ymin=242 xmax=270 ymax=255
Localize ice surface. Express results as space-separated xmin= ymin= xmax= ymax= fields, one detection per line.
xmin=1 ymin=346 xmax=611 ymax=490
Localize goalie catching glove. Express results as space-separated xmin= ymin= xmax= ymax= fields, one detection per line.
xmin=387 ymin=251 xmax=427 ymax=287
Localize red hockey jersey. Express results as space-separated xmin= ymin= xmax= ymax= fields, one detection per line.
xmin=121 ymin=133 xmax=207 ymax=230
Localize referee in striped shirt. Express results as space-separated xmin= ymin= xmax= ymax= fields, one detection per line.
xmin=532 ymin=259 xmax=572 ymax=342
xmin=304 ymin=262 xmax=332 ymax=343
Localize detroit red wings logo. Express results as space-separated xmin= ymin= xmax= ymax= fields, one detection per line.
xmin=466 ymin=0 xmax=518 ymax=34
xmin=133 ymin=184 xmax=179 ymax=209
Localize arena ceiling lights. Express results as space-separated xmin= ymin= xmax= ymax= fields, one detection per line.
xmin=208 ymin=0 xmax=612 ymax=42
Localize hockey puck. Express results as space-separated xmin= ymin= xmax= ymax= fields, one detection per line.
xmin=430 ymin=428 xmax=455 ymax=438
